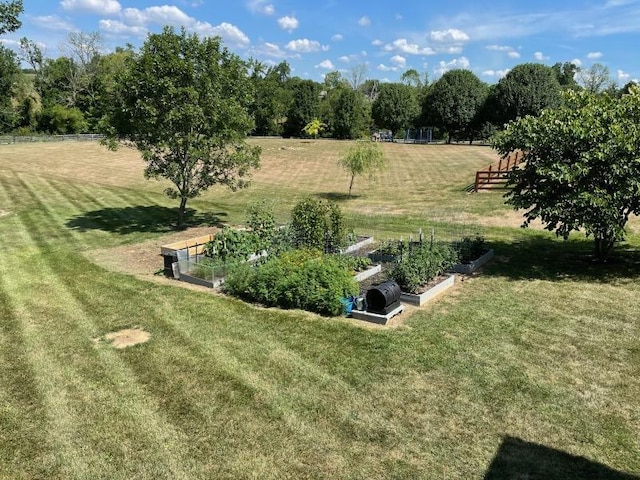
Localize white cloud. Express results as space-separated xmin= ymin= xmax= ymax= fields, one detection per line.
xmin=482 ymin=69 xmax=510 ymax=79
xmin=316 ymin=59 xmax=334 ymax=69
xmin=570 ymin=58 xmax=583 ymax=66
xmin=331 ymin=34 xmax=343 ymax=41
xmin=339 ymin=54 xmax=360 ymax=63
xmin=507 ymin=51 xmax=521 ymax=58
xmin=198 ymin=22 xmax=250 ymax=46
xmin=278 ymin=16 xmax=299 ymax=32
xmin=383 ymin=38 xmax=435 ymax=55
xmin=434 ymin=56 xmax=470 ymax=76
xmin=121 ymin=7 xmax=252 ymax=47
xmin=618 ymin=69 xmax=631 ymax=81
xmin=247 ymin=0 xmax=274 ymax=15
xmin=99 ymin=19 xmax=146 ymax=37
xmin=285 ymin=39 xmax=328 ymax=52
xmin=31 ymin=15 xmax=75 ymax=31
xmin=122 ymin=6 xmax=191 ymax=26
xmin=534 ymin=51 xmax=549 ymax=61
xmin=390 ymin=55 xmax=406 ymax=67
xmin=430 ymin=28 xmax=470 ymax=42
xmin=60 ymin=0 xmax=121 ymax=15
xmin=486 ymin=45 xmax=513 ymax=51
xmin=372 ymin=39 xmax=384 ymax=46
xmin=358 ymin=16 xmax=371 ymax=27
xmin=587 ymin=51 xmax=603 ymax=59
xmin=250 ymin=42 xmax=288 ymax=58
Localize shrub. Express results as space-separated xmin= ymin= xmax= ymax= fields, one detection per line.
xmin=390 ymin=243 xmax=458 ymax=293
xmin=247 ymin=200 xmax=277 ymax=251
xmin=454 ymin=235 xmax=486 ymax=263
xmin=224 ymin=249 xmax=358 ymax=316
xmin=202 ymin=227 xmax=260 ymax=264
xmin=331 ymin=254 xmax=371 ymax=273
xmin=290 ymin=197 xmax=345 ymax=252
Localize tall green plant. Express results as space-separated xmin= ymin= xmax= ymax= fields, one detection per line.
xmin=338 ymin=140 xmax=386 ymax=197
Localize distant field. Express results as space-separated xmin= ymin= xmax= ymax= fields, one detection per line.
xmin=0 ymin=139 xmax=638 ymax=479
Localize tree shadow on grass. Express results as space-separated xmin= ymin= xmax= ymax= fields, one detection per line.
xmin=65 ymin=206 xmax=226 ymax=235
xmin=316 ymin=192 xmax=362 ymax=202
xmin=482 ymin=233 xmax=640 ymax=283
xmin=485 ymin=436 xmax=639 ymax=480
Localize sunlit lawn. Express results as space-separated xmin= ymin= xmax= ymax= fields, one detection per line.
xmin=0 ymin=139 xmax=638 ymax=479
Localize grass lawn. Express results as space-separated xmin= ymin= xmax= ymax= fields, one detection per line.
xmin=0 ymin=139 xmax=638 ymax=479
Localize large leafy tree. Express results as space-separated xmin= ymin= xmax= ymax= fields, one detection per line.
xmin=0 ymin=45 xmax=19 ymax=131
xmin=491 ymin=63 xmax=561 ymax=125
xmin=493 ymin=87 xmax=640 ymax=260
xmin=422 ymin=69 xmax=487 ymax=143
xmin=102 ymin=27 xmax=260 ymax=228
xmin=282 ymin=79 xmax=321 ymax=137
xmin=332 ymin=87 xmax=370 ymax=139
xmin=371 ymin=82 xmax=419 ymax=137
xmin=0 ymin=0 xmax=22 ymax=35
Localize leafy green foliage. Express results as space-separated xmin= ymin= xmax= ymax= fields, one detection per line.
xmin=330 ymin=254 xmax=371 ymax=273
xmin=38 ymin=104 xmax=87 ymax=134
xmin=0 ymin=0 xmax=22 ymax=35
xmin=101 ymin=27 xmax=260 ymax=227
xmin=290 ymin=197 xmax=345 ymax=252
xmin=282 ymin=79 xmax=320 ymax=138
xmin=371 ymin=82 xmax=420 ymax=136
xmin=331 ymin=87 xmax=371 ymax=140
xmin=202 ymin=228 xmax=260 ymax=264
xmin=224 ymin=249 xmax=358 ymax=316
xmin=0 ymin=45 xmax=19 ymax=132
xmin=246 ymin=200 xmax=277 ymax=251
xmin=422 ymin=69 xmax=488 ymax=143
xmin=338 ymin=140 xmax=386 ymax=197
xmin=453 ymin=235 xmax=486 ymax=264
xmin=302 ymin=118 xmax=326 ymax=138
xmin=493 ymin=87 xmax=640 ymax=259
xmin=490 ymin=63 xmax=561 ymax=126
xmin=390 ymin=243 xmax=458 ymax=293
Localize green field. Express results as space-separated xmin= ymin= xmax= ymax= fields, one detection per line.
xmin=0 ymin=139 xmax=639 ymax=479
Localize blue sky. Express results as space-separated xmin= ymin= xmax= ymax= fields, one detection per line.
xmin=3 ymin=0 xmax=639 ymax=84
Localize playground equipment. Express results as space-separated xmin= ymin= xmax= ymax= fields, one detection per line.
xmin=404 ymin=128 xmax=433 ymax=144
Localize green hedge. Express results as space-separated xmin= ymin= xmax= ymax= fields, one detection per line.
xmin=224 ymin=249 xmax=358 ymax=316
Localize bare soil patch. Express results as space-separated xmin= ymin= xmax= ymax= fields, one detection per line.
xmin=0 ymin=209 xmax=10 ymax=217
xmin=104 ymin=328 xmax=150 ymax=349
xmin=87 ymin=226 xmax=219 ymax=278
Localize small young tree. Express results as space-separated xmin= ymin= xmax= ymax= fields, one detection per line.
xmin=101 ymin=27 xmax=260 ymax=228
xmin=493 ymin=87 xmax=640 ymax=260
xmin=338 ymin=140 xmax=386 ymax=197
xmin=302 ymin=118 xmax=326 ymax=138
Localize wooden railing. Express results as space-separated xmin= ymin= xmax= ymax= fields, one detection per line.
xmin=474 ymin=151 xmax=523 ymax=191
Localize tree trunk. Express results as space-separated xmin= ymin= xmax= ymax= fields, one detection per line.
xmin=177 ymin=196 xmax=188 ymax=229
xmin=348 ymin=174 xmax=355 ymax=197
xmin=594 ymin=235 xmax=615 ymax=261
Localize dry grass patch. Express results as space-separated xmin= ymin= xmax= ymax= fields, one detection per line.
xmin=103 ymin=327 xmax=150 ymax=349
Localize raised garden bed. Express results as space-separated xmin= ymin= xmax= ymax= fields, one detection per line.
xmin=399 ymin=273 xmax=455 ymax=306
xmin=354 ymin=263 xmax=382 ymax=282
xmin=340 ymin=235 xmax=374 ymax=254
xmin=450 ymin=249 xmax=494 ymax=274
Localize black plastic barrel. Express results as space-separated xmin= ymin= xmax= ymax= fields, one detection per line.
xmin=366 ymin=280 xmax=401 ymax=315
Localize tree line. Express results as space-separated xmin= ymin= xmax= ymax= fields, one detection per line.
xmin=0 ymin=2 xmax=635 ymax=140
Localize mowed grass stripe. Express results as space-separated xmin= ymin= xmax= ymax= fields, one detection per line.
xmin=1 ymin=199 xmax=203 ymax=478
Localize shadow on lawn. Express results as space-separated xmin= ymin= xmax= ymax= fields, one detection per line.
xmin=485 ymin=436 xmax=639 ymax=480
xmin=483 ymin=234 xmax=640 ymax=282
xmin=316 ymin=192 xmax=362 ymax=202
xmin=65 ymin=205 xmax=226 ymax=235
